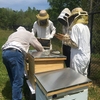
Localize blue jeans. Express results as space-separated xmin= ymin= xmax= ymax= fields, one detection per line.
xmin=2 ymin=49 xmax=25 ymax=100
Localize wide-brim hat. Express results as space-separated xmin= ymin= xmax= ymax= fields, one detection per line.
xmin=71 ymin=7 xmax=83 ymax=15
xmin=69 ymin=7 xmax=88 ymax=19
xmin=36 ymin=10 xmax=49 ymax=20
xmin=57 ymin=8 xmax=71 ymax=26
xmin=68 ymin=7 xmax=88 ymax=25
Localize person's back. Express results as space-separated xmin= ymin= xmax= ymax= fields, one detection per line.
xmin=1 ymin=26 xmax=44 ymax=100
xmin=2 ymin=26 xmax=44 ymax=53
xmin=71 ymin=23 xmax=90 ymax=56
xmin=69 ymin=7 xmax=90 ymax=76
xmin=70 ymin=23 xmax=90 ymax=74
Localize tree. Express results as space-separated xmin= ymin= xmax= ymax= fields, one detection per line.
xmin=47 ymin=0 xmax=90 ymax=32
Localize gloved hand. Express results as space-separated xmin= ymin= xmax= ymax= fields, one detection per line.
xmin=62 ymin=34 xmax=78 ymax=48
xmin=54 ymin=33 xmax=64 ymax=41
xmin=62 ymin=34 xmax=70 ymax=45
xmin=49 ymin=34 xmax=54 ymax=39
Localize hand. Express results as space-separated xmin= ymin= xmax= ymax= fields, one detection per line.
xmin=50 ymin=35 xmax=53 ymax=39
xmin=62 ymin=34 xmax=70 ymax=45
xmin=64 ymin=34 xmax=70 ymax=39
xmin=63 ymin=34 xmax=70 ymax=41
xmin=54 ymin=33 xmax=64 ymax=41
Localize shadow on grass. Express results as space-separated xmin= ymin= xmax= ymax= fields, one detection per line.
xmin=2 ymin=80 xmax=12 ymax=100
xmin=1 ymin=77 xmax=36 ymax=100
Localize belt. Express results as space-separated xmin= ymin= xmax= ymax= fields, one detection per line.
xmin=3 ymin=48 xmax=21 ymax=53
xmin=3 ymin=48 xmax=26 ymax=57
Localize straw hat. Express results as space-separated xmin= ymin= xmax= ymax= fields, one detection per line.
xmin=36 ymin=10 xmax=49 ymax=20
xmin=71 ymin=7 xmax=83 ymax=15
xmin=69 ymin=7 xmax=88 ymax=19
xmin=58 ymin=8 xmax=71 ymax=26
xmin=69 ymin=7 xmax=88 ymax=29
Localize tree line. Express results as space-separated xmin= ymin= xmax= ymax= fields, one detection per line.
xmin=0 ymin=0 xmax=100 ymax=53
xmin=0 ymin=0 xmax=90 ymax=31
xmin=0 ymin=7 xmax=38 ymax=31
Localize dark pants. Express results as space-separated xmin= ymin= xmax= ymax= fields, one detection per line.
xmin=63 ymin=44 xmax=71 ymax=67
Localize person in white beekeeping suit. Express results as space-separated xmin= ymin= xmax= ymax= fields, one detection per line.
xmin=62 ymin=7 xmax=91 ymax=77
xmin=32 ymin=10 xmax=56 ymax=50
xmin=57 ymin=8 xmax=71 ymax=67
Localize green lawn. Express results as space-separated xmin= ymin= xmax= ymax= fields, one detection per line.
xmin=0 ymin=29 xmax=100 ymax=100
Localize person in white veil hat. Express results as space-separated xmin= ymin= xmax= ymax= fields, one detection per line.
xmin=62 ymin=7 xmax=90 ymax=77
xmin=32 ymin=10 xmax=56 ymax=50
xmin=56 ymin=8 xmax=71 ymax=67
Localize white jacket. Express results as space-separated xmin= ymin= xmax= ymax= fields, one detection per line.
xmin=32 ymin=20 xmax=56 ymax=39
xmin=2 ymin=26 xmax=44 ymax=53
xmin=70 ymin=23 xmax=90 ymax=76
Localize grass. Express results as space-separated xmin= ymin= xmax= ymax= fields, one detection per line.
xmin=0 ymin=29 xmax=12 ymax=100
xmin=0 ymin=29 xmax=100 ymax=100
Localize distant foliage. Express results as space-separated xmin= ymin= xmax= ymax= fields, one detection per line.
xmin=0 ymin=7 xmax=38 ymax=31
xmin=0 ymin=0 xmax=89 ymax=31
xmin=0 ymin=0 xmax=100 ymax=53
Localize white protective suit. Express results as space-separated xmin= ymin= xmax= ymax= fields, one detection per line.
xmin=70 ymin=23 xmax=90 ymax=76
xmin=32 ymin=20 xmax=56 ymax=50
xmin=32 ymin=20 xmax=56 ymax=39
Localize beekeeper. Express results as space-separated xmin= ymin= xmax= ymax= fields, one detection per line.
xmin=57 ymin=8 xmax=71 ymax=67
xmin=62 ymin=7 xmax=91 ymax=76
xmin=32 ymin=10 xmax=56 ymax=50
xmin=1 ymin=26 xmax=44 ymax=100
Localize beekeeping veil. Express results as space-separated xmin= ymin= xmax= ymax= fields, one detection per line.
xmin=57 ymin=8 xmax=71 ymax=26
xmin=69 ymin=7 xmax=88 ymax=29
xmin=36 ymin=10 xmax=49 ymax=27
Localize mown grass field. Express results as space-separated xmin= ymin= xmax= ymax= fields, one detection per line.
xmin=0 ymin=29 xmax=100 ymax=100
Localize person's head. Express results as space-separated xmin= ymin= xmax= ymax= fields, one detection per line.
xmin=57 ymin=8 xmax=71 ymax=26
xmin=36 ymin=10 xmax=49 ymax=26
xmin=69 ymin=7 xmax=88 ymax=28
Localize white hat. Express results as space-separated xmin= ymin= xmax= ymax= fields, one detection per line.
xmin=58 ymin=8 xmax=71 ymax=26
